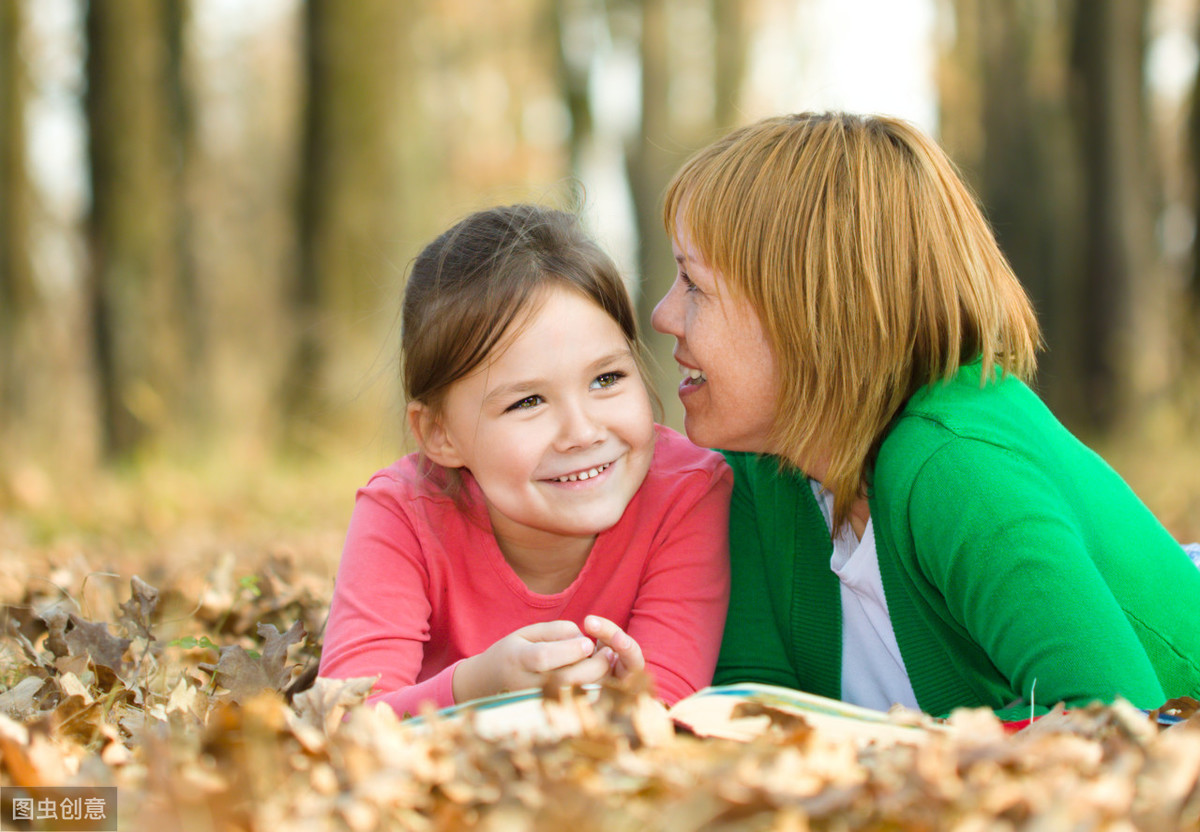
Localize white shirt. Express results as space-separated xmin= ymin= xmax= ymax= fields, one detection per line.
xmin=810 ymin=480 xmax=920 ymax=712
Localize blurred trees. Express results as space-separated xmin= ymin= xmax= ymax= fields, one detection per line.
xmin=0 ymin=0 xmax=1197 ymax=475
xmin=283 ymin=0 xmax=410 ymax=441
xmin=0 ymin=0 xmax=34 ymax=430
xmin=940 ymin=0 xmax=1184 ymax=432
xmin=85 ymin=0 xmax=186 ymax=455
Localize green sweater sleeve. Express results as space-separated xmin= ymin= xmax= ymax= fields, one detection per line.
xmin=713 ymin=452 xmax=801 ymax=689
xmin=903 ymin=436 xmax=1167 ymax=711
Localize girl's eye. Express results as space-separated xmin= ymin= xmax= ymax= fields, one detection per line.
xmin=505 ymin=395 xmax=543 ymax=412
xmin=680 ymin=271 xmax=698 ymax=292
xmin=591 ymin=371 xmax=626 ymax=390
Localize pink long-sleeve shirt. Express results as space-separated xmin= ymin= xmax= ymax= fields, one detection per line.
xmin=319 ymin=425 xmax=732 ymax=715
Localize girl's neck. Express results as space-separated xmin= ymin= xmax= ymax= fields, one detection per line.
xmin=494 ymin=530 xmax=596 ymax=595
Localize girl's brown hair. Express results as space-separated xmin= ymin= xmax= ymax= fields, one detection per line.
xmin=664 ymin=112 xmax=1042 ymax=529
xmin=402 ymin=204 xmax=647 ymax=491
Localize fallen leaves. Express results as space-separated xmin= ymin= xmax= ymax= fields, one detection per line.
xmin=1 ymin=566 xmax=1200 ymax=831
xmin=203 ymin=621 xmax=306 ymax=705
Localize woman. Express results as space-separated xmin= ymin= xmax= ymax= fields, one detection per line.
xmin=651 ymin=111 xmax=1200 ymax=719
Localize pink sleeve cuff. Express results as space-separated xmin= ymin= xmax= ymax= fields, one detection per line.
xmin=369 ymin=659 xmax=462 ymax=717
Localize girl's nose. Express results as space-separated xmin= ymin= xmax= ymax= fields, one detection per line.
xmin=556 ymin=401 xmax=605 ymax=450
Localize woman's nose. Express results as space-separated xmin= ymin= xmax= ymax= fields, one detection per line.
xmin=651 ymin=281 xmax=682 ymax=336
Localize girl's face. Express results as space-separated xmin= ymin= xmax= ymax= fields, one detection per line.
xmin=651 ymin=218 xmax=780 ymax=454
xmin=421 ymin=286 xmax=656 ymax=556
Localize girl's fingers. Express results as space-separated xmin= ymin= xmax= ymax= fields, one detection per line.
xmin=582 ymin=616 xmax=631 ymax=649
xmin=519 ymin=632 xmax=595 ymax=674
xmin=583 ymin=615 xmax=644 ymax=674
xmin=517 ymin=619 xmax=585 ymax=642
xmin=549 ymin=651 xmax=611 ymax=686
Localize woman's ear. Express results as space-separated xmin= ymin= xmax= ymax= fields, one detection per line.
xmin=407 ymin=401 xmax=465 ymax=468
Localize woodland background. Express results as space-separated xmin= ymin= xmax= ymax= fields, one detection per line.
xmin=1 ymin=0 xmax=1200 ymax=558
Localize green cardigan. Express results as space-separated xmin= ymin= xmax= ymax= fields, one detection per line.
xmin=714 ymin=361 xmax=1200 ymax=718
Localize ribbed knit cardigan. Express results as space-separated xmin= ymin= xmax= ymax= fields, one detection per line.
xmin=714 ymin=360 xmax=1200 ymax=718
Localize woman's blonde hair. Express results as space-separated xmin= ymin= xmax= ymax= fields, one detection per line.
xmin=664 ymin=112 xmax=1042 ymax=529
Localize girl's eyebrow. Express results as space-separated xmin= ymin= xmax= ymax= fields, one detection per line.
xmin=481 ymin=348 xmax=634 ymax=406
xmin=483 ymin=380 xmax=541 ymax=407
xmin=586 ymin=348 xmax=635 ymax=371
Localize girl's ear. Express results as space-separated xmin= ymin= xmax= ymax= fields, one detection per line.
xmin=407 ymin=401 xmax=465 ymax=468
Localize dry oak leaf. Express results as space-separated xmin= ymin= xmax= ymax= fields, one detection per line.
xmin=292 ymin=675 xmax=378 ymax=736
xmin=39 ymin=605 xmax=71 ymax=659
xmin=64 ymin=613 xmax=132 ymax=674
xmin=0 ymin=676 xmax=45 ymax=720
xmin=209 ymin=620 xmax=305 ymax=705
xmin=117 ymin=575 xmax=160 ymax=640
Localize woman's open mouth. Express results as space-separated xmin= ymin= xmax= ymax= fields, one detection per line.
xmin=679 ymin=364 xmax=707 ymax=389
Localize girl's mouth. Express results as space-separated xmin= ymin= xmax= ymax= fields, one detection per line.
xmin=549 ymin=461 xmax=613 ymax=483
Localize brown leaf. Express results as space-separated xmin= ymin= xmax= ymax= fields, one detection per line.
xmin=39 ymin=605 xmax=71 ymax=659
xmin=6 ymin=618 xmax=51 ymax=670
xmin=0 ymin=718 xmax=41 ymax=788
xmin=291 ymin=675 xmax=377 ymax=735
xmin=209 ymin=621 xmax=305 ymax=705
xmin=117 ymin=575 xmax=160 ymax=639
xmin=0 ymin=677 xmax=46 ymax=720
xmin=734 ymin=701 xmax=815 ymax=740
xmin=1150 ymin=697 xmax=1200 ymax=723
xmin=64 ymin=613 xmax=131 ymax=674
xmin=259 ymin=620 xmax=306 ymax=687
xmin=209 ymin=645 xmax=273 ymax=705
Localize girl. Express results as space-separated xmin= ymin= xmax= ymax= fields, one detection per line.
xmin=319 ymin=204 xmax=731 ymax=715
xmin=651 ymin=112 xmax=1200 ymax=719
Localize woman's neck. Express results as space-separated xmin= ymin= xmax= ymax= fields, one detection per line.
xmin=809 ymin=462 xmax=871 ymax=541
xmin=848 ymin=497 xmax=870 ymax=541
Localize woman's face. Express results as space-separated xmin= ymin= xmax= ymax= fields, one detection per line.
xmin=651 ymin=218 xmax=780 ymax=453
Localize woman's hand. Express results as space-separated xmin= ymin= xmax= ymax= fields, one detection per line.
xmin=583 ymin=615 xmax=645 ymax=679
xmin=451 ymin=620 xmax=612 ymax=703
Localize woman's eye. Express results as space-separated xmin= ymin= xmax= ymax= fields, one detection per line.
xmin=680 ymin=271 xmax=698 ymax=292
xmin=591 ymin=371 xmax=626 ymax=390
xmin=505 ymin=395 xmax=543 ymax=412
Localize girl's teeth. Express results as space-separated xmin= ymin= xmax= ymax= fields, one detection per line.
xmin=554 ymin=462 xmax=610 ymax=483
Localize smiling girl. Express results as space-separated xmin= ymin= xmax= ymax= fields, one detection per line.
xmin=318 ymin=204 xmax=732 ymax=714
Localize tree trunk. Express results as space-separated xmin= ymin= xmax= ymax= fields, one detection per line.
xmin=1069 ymin=0 xmax=1159 ymax=429
xmin=284 ymin=0 xmax=409 ymax=442
xmin=625 ymin=0 xmax=684 ymax=429
xmin=712 ymin=0 xmax=748 ymax=131
xmin=939 ymin=0 xmax=1091 ymax=425
xmin=0 ymin=0 xmax=34 ymax=430
xmin=554 ymin=0 xmax=595 ymax=177
xmin=164 ymin=0 xmax=205 ymax=429
xmin=1188 ymin=14 xmax=1200 ymax=325
xmin=85 ymin=0 xmax=182 ymax=457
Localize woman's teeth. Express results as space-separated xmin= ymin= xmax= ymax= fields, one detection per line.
xmin=553 ymin=462 xmax=612 ymax=483
xmin=680 ymin=364 xmax=707 ymax=384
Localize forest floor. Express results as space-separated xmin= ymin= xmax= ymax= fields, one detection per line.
xmin=0 ymin=428 xmax=1198 ymax=830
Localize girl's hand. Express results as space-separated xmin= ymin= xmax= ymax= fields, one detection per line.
xmin=451 ymin=620 xmax=611 ymax=703
xmin=583 ymin=615 xmax=645 ymax=679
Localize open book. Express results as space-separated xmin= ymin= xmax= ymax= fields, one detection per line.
xmin=668 ymin=682 xmax=936 ymax=743
xmin=410 ymin=681 xmax=938 ymax=745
